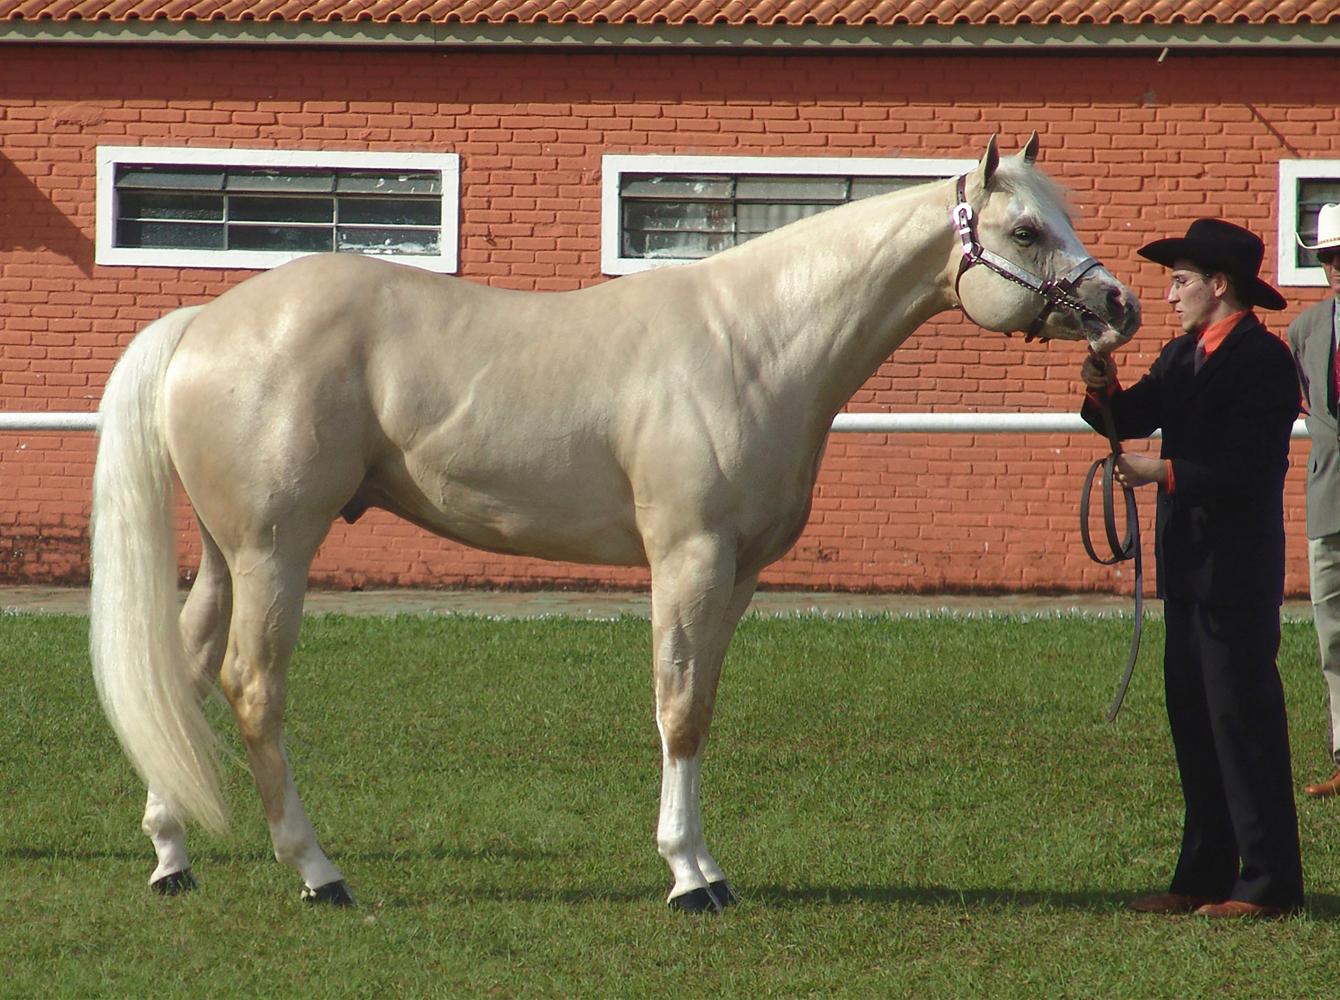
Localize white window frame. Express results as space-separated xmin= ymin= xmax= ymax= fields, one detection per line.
xmin=1277 ymin=159 xmax=1340 ymax=288
xmin=96 ymin=146 xmax=460 ymax=272
xmin=601 ymin=153 xmax=974 ymax=276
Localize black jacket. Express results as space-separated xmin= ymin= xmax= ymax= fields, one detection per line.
xmin=1082 ymin=314 xmax=1299 ymax=605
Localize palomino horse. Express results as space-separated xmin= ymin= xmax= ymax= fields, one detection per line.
xmin=91 ymin=135 xmax=1139 ymax=912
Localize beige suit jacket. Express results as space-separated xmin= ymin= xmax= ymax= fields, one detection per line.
xmin=1289 ymin=296 xmax=1340 ymax=539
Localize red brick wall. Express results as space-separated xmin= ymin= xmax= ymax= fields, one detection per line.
xmin=1 ymin=46 xmax=1335 ymax=595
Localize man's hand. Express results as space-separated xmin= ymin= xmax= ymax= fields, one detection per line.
xmin=1114 ymin=453 xmax=1166 ymax=488
xmin=1082 ymin=353 xmax=1117 ymax=390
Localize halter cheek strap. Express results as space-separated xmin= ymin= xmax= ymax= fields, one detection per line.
xmin=951 ymin=174 xmax=1105 ymax=341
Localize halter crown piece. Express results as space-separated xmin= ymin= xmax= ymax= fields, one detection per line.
xmin=951 ymin=175 xmax=1105 ymax=342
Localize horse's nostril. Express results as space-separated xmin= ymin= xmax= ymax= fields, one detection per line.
xmin=1106 ymin=287 xmax=1141 ymax=336
xmin=1121 ymin=291 xmax=1143 ymax=334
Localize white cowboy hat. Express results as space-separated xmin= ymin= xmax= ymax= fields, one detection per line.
xmin=1298 ymin=203 xmax=1340 ymax=252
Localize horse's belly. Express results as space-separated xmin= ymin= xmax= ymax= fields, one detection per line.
xmin=361 ymin=466 xmax=647 ymax=568
xmin=448 ymin=508 xmax=647 ymax=567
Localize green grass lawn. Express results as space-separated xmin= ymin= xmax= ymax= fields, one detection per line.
xmin=3 ymin=610 xmax=1338 ymax=998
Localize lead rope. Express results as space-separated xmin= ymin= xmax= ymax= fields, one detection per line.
xmin=1078 ymin=384 xmax=1144 ymax=722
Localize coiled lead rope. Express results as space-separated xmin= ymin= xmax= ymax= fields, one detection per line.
xmin=1079 ymin=390 xmax=1144 ymax=722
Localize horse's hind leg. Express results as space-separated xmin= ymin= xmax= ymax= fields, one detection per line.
xmin=650 ymin=534 xmax=757 ymax=913
xmin=219 ymin=531 xmax=352 ymax=906
xmin=143 ymin=519 xmax=232 ymax=894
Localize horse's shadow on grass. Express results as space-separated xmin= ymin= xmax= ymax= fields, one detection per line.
xmin=746 ymin=884 xmax=1340 ymax=919
xmin=361 ymin=879 xmax=1340 ymax=920
xmin=459 ymin=883 xmax=1340 ymax=919
xmin=13 ymin=845 xmax=1340 ymax=918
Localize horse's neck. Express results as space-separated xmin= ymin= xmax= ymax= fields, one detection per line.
xmin=707 ymin=187 xmax=956 ymax=422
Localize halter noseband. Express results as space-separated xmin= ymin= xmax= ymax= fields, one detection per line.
xmin=951 ymin=174 xmax=1106 ymax=342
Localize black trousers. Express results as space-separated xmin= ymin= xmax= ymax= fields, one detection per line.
xmin=1163 ymin=599 xmax=1304 ymax=908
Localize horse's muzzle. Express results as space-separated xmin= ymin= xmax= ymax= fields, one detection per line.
xmin=1085 ymin=284 xmax=1142 ymax=355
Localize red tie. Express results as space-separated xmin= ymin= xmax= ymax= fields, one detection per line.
xmin=1332 ymin=336 xmax=1340 ymax=414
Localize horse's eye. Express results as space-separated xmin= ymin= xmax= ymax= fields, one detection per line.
xmin=1013 ymin=226 xmax=1038 ymax=246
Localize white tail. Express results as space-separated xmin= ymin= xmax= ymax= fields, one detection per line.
xmin=90 ymin=305 xmax=228 ymax=833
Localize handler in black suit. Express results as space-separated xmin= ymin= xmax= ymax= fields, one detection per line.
xmin=1080 ymin=219 xmax=1304 ymax=919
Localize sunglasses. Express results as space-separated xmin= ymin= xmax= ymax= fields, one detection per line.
xmin=1319 ymin=249 xmax=1340 ymax=267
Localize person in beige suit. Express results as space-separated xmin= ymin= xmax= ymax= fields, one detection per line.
xmin=1287 ymin=202 xmax=1340 ymax=798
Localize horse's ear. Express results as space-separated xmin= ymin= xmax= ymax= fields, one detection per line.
xmin=1021 ymin=131 xmax=1040 ymax=164
xmin=976 ymin=134 xmax=1000 ymax=190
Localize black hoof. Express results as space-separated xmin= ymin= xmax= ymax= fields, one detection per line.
xmin=301 ymin=880 xmax=356 ymax=907
xmin=668 ymin=886 xmax=723 ymax=914
xmin=708 ymin=880 xmax=738 ymax=908
xmin=151 ymin=869 xmax=198 ymax=896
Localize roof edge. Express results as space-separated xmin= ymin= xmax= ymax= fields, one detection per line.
xmin=3 ymin=20 xmax=1340 ymax=48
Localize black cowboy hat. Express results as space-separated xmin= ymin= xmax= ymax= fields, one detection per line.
xmin=1137 ymin=218 xmax=1286 ymax=311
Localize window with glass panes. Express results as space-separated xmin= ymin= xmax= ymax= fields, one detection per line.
xmin=1277 ymin=160 xmax=1340 ymax=287
xmin=602 ymin=155 xmax=971 ymax=275
xmin=621 ymin=173 xmax=931 ymax=261
xmin=96 ymin=148 xmax=459 ymax=271
xmin=1294 ymin=178 xmax=1340 ymax=269
xmin=114 ymin=165 xmax=442 ymax=256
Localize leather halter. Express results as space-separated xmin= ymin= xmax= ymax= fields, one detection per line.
xmin=950 ymin=174 xmax=1106 ymax=341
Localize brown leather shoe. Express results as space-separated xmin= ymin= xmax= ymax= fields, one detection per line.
xmin=1304 ymin=768 xmax=1340 ymax=798
xmin=1195 ymin=900 xmax=1300 ymax=920
xmin=1129 ymin=892 xmax=1219 ymax=914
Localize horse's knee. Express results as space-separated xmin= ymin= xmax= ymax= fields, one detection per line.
xmin=653 ymin=644 xmax=721 ymax=760
xmin=659 ymin=716 xmax=707 ymax=761
xmin=656 ymin=687 xmax=715 ymax=760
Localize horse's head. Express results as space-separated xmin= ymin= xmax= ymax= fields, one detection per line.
xmin=950 ymin=134 xmax=1141 ymax=354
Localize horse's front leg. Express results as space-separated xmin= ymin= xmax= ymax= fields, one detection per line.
xmin=650 ymin=536 xmax=757 ymax=913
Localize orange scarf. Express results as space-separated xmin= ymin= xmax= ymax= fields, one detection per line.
xmin=1196 ymin=310 xmax=1250 ymax=361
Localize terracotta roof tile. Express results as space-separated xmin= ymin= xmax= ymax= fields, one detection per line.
xmin=2 ymin=0 xmax=1338 ymax=27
